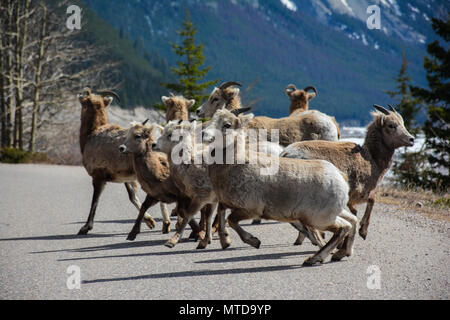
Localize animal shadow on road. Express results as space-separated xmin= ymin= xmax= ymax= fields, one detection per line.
xmin=82 ymin=264 xmax=303 ymax=285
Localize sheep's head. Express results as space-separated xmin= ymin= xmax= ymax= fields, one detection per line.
xmin=119 ymin=120 xmax=163 ymax=156
xmin=161 ymin=94 xmax=195 ymax=121
xmin=153 ymin=120 xmax=197 ymax=155
xmin=78 ymin=87 xmax=120 ymax=118
xmin=285 ymin=84 xmax=317 ymax=114
xmin=196 ymin=81 xmax=242 ymax=118
xmin=371 ymin=104 xmax=415 ymax=149
xmin=202 ymin=108 xmax=253 ymax=146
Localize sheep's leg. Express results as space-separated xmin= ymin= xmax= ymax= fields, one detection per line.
xmin=160 ymin=203 xmax=171 ymax=234
xmin=124 ymin=182 xmax=158 ymax=229
xmin=228 ymin=209 xmax=261 ymax=249
xmin=332 ymin=210 xmax=358 ymax=261
xmin=251 ymin=219 xmax=262 ymax=225
xmin=127 ymin=195 xmax=158 ymax=241
xmin=291 ymin=222 xmax=324 ymax=247
xmin=359 ymin=194 xmax=375 ymax=240
xmin=78 ymin=179 xmax=106 ymax=235
xmin=174 ymin=201 xmax=202 ymax=239
xmin=211 ymin=212 xmax=220 ymax=235
xmin=197 ymin=203 xmax=217 ymax=249
xmin=165 ymin=199 xmax=204 ymax=248
xmin=302 ymin=215 xmax=352 ymax=266
xmin=218 ymin=205 xmax=231 ymax=249
xmin=348 ymin=203 xmax=358 ymax=216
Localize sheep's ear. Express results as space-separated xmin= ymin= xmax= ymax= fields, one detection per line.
xmin=162 ymin=96 xmax=170 ymax=105
xmin=187 ymin=99 xmax=196 ymax=109
xmin=103 ymin=96 xmax=114 ymax=107
xmin=240 ymin=113 xmax=254 ymax=127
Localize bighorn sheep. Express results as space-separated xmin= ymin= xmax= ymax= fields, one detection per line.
xmin=153 ymin=118 xmax=231 ymax=250
xmin=162 ymin=93 xmax=195 ymax=122
xmin=77 ymin=88 xmax=167 ymax=235
xmin=201 ymin=109 xmax=357 ymax=265
xmin=119 ymin=121 xmax=193 ymax=240
xmin=281 ymin=104 xmax=415 ymax=241
xmin=196 ymin=82 xmax=339 ymax=146
xmin=285 ymin=84 xmax=340 ymax=138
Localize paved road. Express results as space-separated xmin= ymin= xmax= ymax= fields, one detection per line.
xmin=0 ymin=164 xmax=448 ymax=300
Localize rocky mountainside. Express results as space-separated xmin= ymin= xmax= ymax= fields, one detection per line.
xmin=82 ymin=0 xmax=449 ymax=123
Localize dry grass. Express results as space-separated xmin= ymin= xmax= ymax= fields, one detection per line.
xmin=376 ymin=185 xmax=450 ymax=222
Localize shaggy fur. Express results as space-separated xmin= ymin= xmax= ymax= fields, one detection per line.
xmin=202 ymin=109 xmax=357 ymax=265
xmin=162 ymin=94 xmax=195 ymax=122
xmin=281 ymin=106 xmax=415 ymax=240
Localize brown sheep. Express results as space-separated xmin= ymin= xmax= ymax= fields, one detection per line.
xmin=77 ymin=88 xmax=160 ymax=235
xmin=196 ymin=82 xmax=339 ymax=146
xmin=285 ymin=84 xmax=341 ymax=138
xmin=119 ymin=121 xmax=199 ymax=241
xmin=162 ymin=93 xmax=195 ymax=122
xmin=281 ymin=104 xmax=415 ymax=241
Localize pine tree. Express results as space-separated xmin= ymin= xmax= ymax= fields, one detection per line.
xmin=160 ymin=11 xmax=218 ymax=111
xmin=410 ymin=17 xmax=450 ymax=192
xmin=385 ymin=51 xmax=420 ymax=134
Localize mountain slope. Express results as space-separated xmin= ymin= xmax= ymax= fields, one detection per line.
xmin=82 ymin=0 xmax=449 ymax=123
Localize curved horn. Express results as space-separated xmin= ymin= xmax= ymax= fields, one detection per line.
xmin=303 ymin=86 xmax=318 ymax=96
xmin=373 ymin=104 xmax=390 ymax=115
xmin=219 ymin=81 xmax=242 ymax=90
xmin=142 ymin=119 xmax=150 ymax=125
xmin=169 ymin=92 xmax=175 ymax=97
xmin=82 ymin=87 xmax=92 ymax=96
xmin=285 ymin=84 xmax=297 ymax=92
xmin=387 ymin=104 xmax=397 ymax=113
xmin=231 ymin=107 xmax=252 ymax=116
xmin=98 ymin=90 xmax=120 ymax=102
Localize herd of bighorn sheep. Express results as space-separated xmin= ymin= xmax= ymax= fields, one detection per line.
xmin=76 ymin=82 xmax=414 ymax=266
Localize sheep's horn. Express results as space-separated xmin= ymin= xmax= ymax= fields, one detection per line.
xmin=373 ymin=104 xmax=390 ymax=115
xmin=219 ymin=81 xmax=242 ymax=90
xmin=388 ymin=104 xmax=397 ymax=113
xmin=169 ymin=92 xmax=175 ymax=97
xmin=303 ymin=86 xmax=318 ymax=96
xmin=142 ymin=119 xmax=150 ymax=125
xmin=81 ymin=87 xmax=92 ymax=96
xmin=231 ymin=107 xmax=252 ymax=116
xmin=285 ymin=84 xmax=297 ymax=92
xmin=98 ymin=90 xmax=120 ymax=102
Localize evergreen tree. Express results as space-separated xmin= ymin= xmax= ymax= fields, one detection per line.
xmin=161 ymin=11 xmax=218 ymax=111
xmin=385 ymin=51 xmax=420 ymax=134
xmin=409 ymin=17 xmax=450 ymax=192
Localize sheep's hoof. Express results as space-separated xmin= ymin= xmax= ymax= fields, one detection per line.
xmin=251 ymin=219 xmax=261 ymax=225
xmin=143 ymin=216 xmax=156 ymax=229
xmin=162 ymin=222 xmax=171 ymax=234
xmin=164 ymin=241 xmax=176 ymax=248
xmin=77 ymin=225 xmax=91 ymax=235
xmin=248 ymin=237 xmax=261 ymax=249
xmin=331 ymin=250 xmax=347 ymax=261
xmin=196 ymin=240 xmax=208 ymax=250
xmin=302 ymin=256 xmax=323 ymax=266
xmin=126 ymin=232 xmax=137 ymax=241
xmin=170 ymin=209 xmax=178 ymax=217
xmin=358 ymin=227 xmax=367 ymax=240
xmin=293 ymin=240 xmax=303 ymax=246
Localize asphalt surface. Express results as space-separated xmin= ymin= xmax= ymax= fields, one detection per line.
xmin=0 ymin=164 xmax=448 ymax=300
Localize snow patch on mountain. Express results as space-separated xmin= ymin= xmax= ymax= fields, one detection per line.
xmin=280 ymin=0 xmax=297 ymax=12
